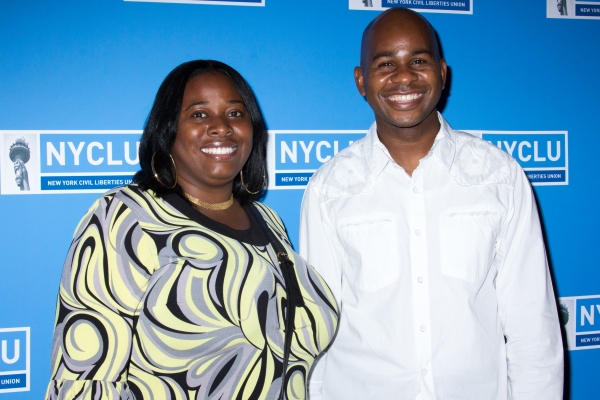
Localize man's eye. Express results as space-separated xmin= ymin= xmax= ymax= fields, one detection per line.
xmin=377 ymin=61 xmax=394 ymax=68
xmin=412 ymin=59 xmax=427 ymax=65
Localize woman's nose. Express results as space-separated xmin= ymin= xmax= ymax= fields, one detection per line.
xmin=208 ymin=115 xmax=233 ymax=137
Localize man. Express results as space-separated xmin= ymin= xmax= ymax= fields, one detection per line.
xmin=300 ymin=8 xmax=563 ymax=400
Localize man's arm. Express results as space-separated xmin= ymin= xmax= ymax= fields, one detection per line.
xmin=299 ymin=184 xmax=342 ymax=400
xmin=496 ymin=166 xmax=564 ymax=399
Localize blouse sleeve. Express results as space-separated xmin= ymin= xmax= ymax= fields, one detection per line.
xmin=45 ymin=192 xmax=159 ymax=400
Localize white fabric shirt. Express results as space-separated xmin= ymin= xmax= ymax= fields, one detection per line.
xmin=299 ymin=114 xmax=563 ymax=400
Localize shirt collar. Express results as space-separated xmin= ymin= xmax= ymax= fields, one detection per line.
xmin=434 ymin=112 xmax=456 ymax=172
xmin=366 ymin=122 xmax=391 ymax=180
xmin=366 ymin=112 xmax=457 ymax=179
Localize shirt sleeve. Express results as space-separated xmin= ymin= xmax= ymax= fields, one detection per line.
xmin=299 ymin=184 xmax=342 ymax=400
xmin=496 ymin=165 xmax=564 ymax=400
xmin=45 ymin=193 xmax=158 ymax=400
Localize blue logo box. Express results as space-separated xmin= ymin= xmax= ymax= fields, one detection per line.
xmin=275 ymin=133 xmax=365 ymax=171
xmin=41 ymin=175 xmax=135 ymax=191
xmin=576 ymin=4 xmax=600 ymax=17
xmin=576 ymin=333 xmax=600 ymax=347
xmin=383 ymin=0 xmax=470 ymax=11
xmin=271 ymin=131 xmax=366 ymax=188
xmin=0 ymin=327 xmax=29 ymax=394
xmin=576 ymin=297 xmax=600 ymax=333
xmin=0 ymin=374 xmax=27 ymax=390
xmin=275 ymin=173 xmax=314 ymax=186
xmin=40 ymin=133 xmax=141 ymax=173
xmin=525 ymin=170 xmax=566 ymax=183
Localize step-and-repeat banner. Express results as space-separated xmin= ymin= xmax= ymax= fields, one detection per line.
xmin=1 ymin=1 xmax=598 ymax=398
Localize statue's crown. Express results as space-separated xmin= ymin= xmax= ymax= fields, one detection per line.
xmin=9 ymin=137 xmax=31 ymax=163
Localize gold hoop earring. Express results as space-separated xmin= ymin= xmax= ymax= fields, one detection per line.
xmin=240 ymin=169 xmax=265 ymax=195
xmin=151 ymin=151 xmax=178 ymax=189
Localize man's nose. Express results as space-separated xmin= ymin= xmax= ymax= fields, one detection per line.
xmin=390 ymin=64 xmax=418 ymax=85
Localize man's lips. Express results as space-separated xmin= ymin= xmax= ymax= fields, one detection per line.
xmin=385 ymin=93 xmax=424 ymax=103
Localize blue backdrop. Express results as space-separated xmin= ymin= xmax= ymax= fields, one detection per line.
xmin=1 ymin=1 xmax=599 ymax=398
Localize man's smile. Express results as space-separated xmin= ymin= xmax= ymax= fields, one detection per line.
xmin=385 ymin=93 xmax=423 ymax=103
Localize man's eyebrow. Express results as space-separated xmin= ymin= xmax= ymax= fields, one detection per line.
xmin=184 ymin=99 xmax=244 ymax=111
xmin=411 ymin=49 xmax=434 ymax=57
xmin=372 ymin=52 xmax=395 ymax=62
xmin=371 ymin=49 xmax=434 ymax=62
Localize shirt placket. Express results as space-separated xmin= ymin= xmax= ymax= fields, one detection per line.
xmin=409 ymin=164 xmax=435 ymax=400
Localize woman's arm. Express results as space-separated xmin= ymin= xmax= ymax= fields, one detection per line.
xmin=46 ymin=192 xmax=158 ymax=400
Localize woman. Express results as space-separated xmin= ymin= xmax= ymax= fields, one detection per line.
xmin=46 ymin=60 xmax=338 ymax=400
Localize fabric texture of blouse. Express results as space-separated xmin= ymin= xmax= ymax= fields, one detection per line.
xmin=46 ymin=185 xmax=338 ymax=400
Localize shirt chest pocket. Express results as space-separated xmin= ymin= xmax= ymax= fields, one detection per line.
xmin=338 ymin=214 xmax=400 ymax=292
xmin=439 ymin=209 xmax=500 ymax=284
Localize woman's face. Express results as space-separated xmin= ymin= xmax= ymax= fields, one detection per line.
xmin=171 ymin=72 xmax=253 ymax=194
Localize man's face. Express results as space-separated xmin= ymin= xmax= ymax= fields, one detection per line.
xmin=354 ymin=13 xmax=446 ymax=131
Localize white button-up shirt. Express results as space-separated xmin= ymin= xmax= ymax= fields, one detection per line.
xmin=299 ymin=114 xmax=563 ymax=400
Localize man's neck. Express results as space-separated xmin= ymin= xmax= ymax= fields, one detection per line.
xmin=376 ymin=111 xmax=441 ymax=176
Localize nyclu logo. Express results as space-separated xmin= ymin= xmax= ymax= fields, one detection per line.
xmin=559 ymin=295 xmax=600 ymax=351
xmin=268 ymin=130 xmax=367 ymax=189
xmin=468 ymin=131 xmax=568 ymax=186
xmin=0 ymin=327 xmax=30 ymax=394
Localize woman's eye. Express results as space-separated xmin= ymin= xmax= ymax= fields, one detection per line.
xmin=192 ymin=111 xmax=208 ymax=118
xmin=229 ymin=110 xmax=244 ymax=117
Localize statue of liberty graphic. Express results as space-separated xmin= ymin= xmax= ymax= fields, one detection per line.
xmin=9 ymin=137 xmax=31 ymax=191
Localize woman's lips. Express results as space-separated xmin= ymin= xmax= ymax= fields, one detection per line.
xmin=199 ymin=143 xmax=239 ymax=160
xmin=200 ymin=146 xmax=236 ymax=155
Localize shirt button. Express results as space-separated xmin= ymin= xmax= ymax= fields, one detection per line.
xmin=420 ymin=325 xmax=426 ymax=332
xmin=415 ymin=229 xmax=421 ymax=236
xmin=413 ymin=187 xmax=419 ymax=193
xmin=417 ymin=276 xmax=423 ymax=283
xmin=422 ymin=369 xmax=428 ymax=376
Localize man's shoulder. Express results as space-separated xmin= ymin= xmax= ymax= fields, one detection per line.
xmin=307 ymin=135 xmax=373 ymax=202
xmin=447 ymin=128 xmax=519 ymax=186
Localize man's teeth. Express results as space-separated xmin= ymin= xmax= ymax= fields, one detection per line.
xmin=201 ymin=147 xmax=235 ymax=155
xmin=388 ymin=93 xmax=422 ymax=102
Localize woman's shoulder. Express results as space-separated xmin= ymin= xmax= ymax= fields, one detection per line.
xmin=250 ymin=201 xmax=292 ymax=245
xmin=251 ymin=201 xmax=285 ymax=226
xmin=99 ymin=184 xmax=162 ymax=207
xmin=102 ymin=183 xmax=150 ymax=199
xmin=81 ymin=184 xmax=164 ymax=223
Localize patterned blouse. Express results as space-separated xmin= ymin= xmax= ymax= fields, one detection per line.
xmin=46 ymin=185 xmax=338 ymax=400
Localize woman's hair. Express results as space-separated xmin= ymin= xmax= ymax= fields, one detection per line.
xmin=133 ymin=60 xmax=267 ymax=204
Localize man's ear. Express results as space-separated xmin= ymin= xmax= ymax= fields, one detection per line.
xmin=354 ymin=66 xmax=366 ymax=96
xmin=440 ymin=58 xmax=447 ymax=91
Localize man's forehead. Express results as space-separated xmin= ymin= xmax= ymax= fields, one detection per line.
xmin=361 ymin=11 xmax=438 ymax=60
xmin=370 ymin=12 xmax=432 ymax=41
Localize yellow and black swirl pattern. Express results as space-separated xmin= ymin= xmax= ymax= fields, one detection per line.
xmin=46 ymin=185 xmax=338 ymax=400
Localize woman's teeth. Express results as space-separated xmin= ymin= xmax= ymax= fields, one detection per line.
xmin=201 ymin=147 xmax=235 ymax=155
